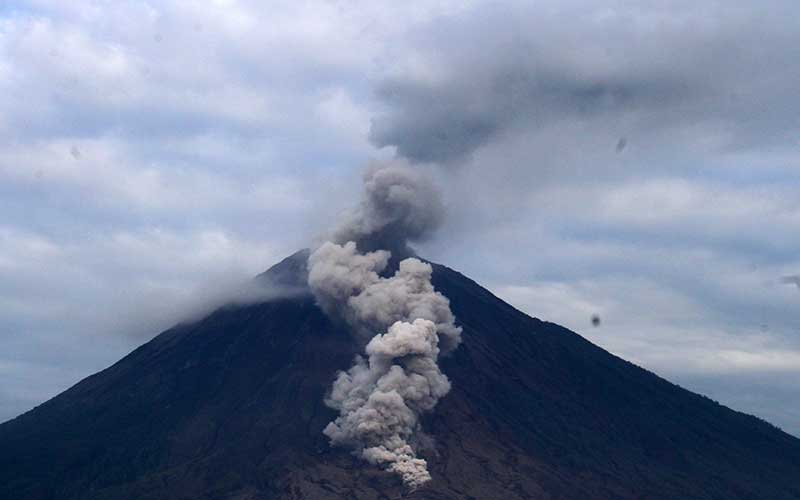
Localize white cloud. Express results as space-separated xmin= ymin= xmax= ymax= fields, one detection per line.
xmin=493 ymin=276 xmax=800 ymax=379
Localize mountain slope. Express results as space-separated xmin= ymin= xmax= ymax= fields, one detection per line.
xmin=1 ymin=250 xmax=799 ymax=500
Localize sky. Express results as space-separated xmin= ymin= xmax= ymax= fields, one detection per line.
xmin=0 ymin=0 xmax=798 ymax=436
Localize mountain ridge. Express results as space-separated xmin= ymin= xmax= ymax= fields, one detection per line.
xmin=1 ymin=250 xmax=799 ymax=499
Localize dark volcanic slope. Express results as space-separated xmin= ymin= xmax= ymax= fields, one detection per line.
xmin=1 ymin=251 xmax=799 ymax=500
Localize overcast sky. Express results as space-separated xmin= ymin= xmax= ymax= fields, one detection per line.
xmin=1 ymin=0 xmax=798 ymax=436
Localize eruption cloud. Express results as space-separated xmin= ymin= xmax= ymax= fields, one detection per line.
xmin=330 ymin=162 xmax=444 ymax=256
xmin=307 ymin=162 xmax=461 ymax=488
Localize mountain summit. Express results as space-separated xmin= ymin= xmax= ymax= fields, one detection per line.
xmin=1 ymin=250 xmax=799 ymax=500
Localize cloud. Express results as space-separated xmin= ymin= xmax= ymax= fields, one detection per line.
xmin=780 ymin=275 xmax=800 ymax=289
xmin=0 ymin=225 xmax=287 ymax=422
xmin=370 ymin=1 xmax=800 ymax=166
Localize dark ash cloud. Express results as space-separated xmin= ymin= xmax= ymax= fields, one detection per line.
xmin=369 ymin=2 xmax=800 ymax=165
xmin=371 ymin=71 xmax=689 ymax=164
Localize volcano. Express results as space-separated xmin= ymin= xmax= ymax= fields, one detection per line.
xmin=1 ymin=250 xmax=799 ymax=500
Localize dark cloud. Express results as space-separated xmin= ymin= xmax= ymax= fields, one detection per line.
xmin=371 ymin=70 xmax=690 ymax=164
xmin=780 ymin=275 xmax=800 ymax=289
xmin=369 ymin=2 xmax=800 ymax=165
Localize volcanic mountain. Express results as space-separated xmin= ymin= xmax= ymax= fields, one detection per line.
xmin=1 ymin=250 xmax=799 ymax=500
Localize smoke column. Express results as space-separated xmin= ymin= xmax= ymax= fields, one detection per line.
xmin=307 ymin=162 xmax=461 ymax=488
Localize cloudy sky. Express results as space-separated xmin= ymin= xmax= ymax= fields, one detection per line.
xmin=1 ymin=0 xmax=798 ymax=436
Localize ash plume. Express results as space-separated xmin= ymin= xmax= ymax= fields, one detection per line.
xmin=307 ymin=162 xmax=460 ymax=488
xmin=324 ymin=318 xmax=451 ymax=488
xmin=307 ymin=242 xmax=461 ymax=353
xmin=329 ymin=162 xmax=444 ymax=257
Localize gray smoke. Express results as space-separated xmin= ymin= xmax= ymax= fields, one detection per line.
xmin=324 ymin=318 xmax=451 ymax=488
xmin=307 ymin=240 xmax=390 ymax=321
xmin=307 ymin=241 xmax=461 ymax=353
xmin=329 ymin=162 xmax=444 ymax=257
xmin=307 ymin=162 xmax=460 ymax=488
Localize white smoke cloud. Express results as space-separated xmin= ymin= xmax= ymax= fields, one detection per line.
xmin=307 ymin=162 xmax=460 ymax=488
